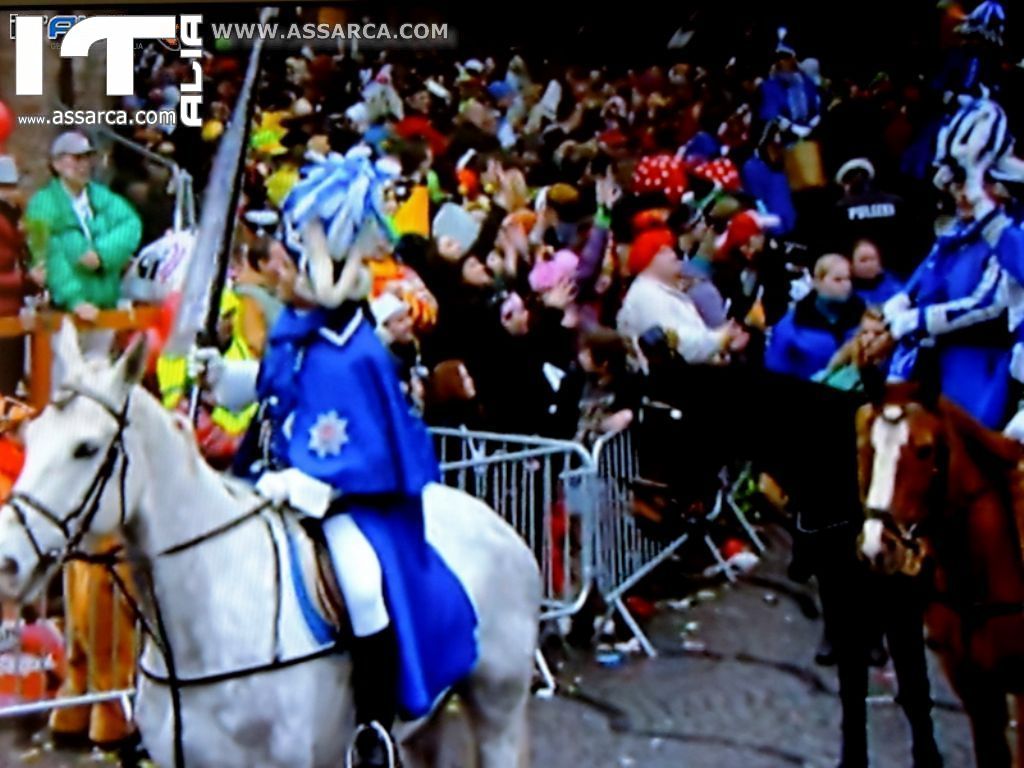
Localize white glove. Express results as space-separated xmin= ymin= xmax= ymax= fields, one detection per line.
xmin=789 ymin=271 xmax=813 ymax=303
xmin=1004 ymin=409 xmax=1024 ymax=443
xmin=255 ymin=470 xmax=290 ymax=506
xmin=882 ymin=293 xmax=912 ymax=323
xmin=888 ymin=308 xmax=921 ymax=341
xmin=255 ymin=468 xmax=334 ymax=518
xmin=187 ymin=346 xmax=259 ymax=411
xmin=187 ymin=347 xmax=226 ymax=386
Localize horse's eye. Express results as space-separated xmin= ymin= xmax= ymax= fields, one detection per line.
xmin=915 ymin=444 xmax=934 ymax=460
xmin=73 ymin=442 xmax=100 ymax=460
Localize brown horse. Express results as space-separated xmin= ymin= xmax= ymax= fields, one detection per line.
xmin=856 ymin=381 xmax=1024 ymax=768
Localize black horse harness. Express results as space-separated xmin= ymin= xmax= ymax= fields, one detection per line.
xmin=3 ymin=384 xmax=341 ymax=768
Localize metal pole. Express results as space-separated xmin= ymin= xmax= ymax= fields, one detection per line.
xmin=162 ymin=8 xmax=278 ymax=419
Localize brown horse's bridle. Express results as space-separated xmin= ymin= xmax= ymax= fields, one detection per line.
xmin=861 ymin=508 xmax=931 ymax=576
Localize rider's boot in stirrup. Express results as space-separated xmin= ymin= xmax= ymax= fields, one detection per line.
xmin=347 ymin=626 xmax=399 ymax=768
xmin=347 ymin=721 xmax=398 ymax=768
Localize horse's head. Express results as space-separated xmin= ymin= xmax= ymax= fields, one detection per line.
xmin=856 ymin=382 xmax=947 ymax=576
xmin=0 ymin=321 xmax=148 ymax=601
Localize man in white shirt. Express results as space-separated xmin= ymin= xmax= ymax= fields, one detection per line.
xmin=617 ymin=227 xmax=748 ymax=364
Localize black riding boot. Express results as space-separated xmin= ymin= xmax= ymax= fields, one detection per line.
xmin=348 ymin=626 xmax=400 ymax=768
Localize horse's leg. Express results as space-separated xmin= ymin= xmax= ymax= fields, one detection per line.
xmin=462 ymin=676 xmax=531 ymax=768
xmin=884 ymin=577 xmax=942 ymax=767
xmin=400 ymin=709 xmax=447 ymax=768
xmin=955 ymin=675 xmax=1012 ymax=768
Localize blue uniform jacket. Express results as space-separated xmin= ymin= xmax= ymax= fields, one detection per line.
xmin=890 ymin=216 xmax=1012 ymax=428
xmin=257 ymin=304 xmax=479 ymax=719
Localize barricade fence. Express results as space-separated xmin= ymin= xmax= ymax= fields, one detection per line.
xmin=0 ymin=419 xmax=765 ymax=718
xmin=431 ymin=427 xmax=597 ymax=623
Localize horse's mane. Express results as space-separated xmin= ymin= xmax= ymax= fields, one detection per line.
xmin=937 ymin=397 xmax=1024 ymax=556
xmin=938 ymin=397 xmax=1023 ymax=475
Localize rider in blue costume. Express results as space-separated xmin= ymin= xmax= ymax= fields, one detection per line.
xmin=884 ymin=96 xmax=1021 ymax=430
xmin=886 ymin=209 xmax=1012 ymax=428
xmin=199 ymin=147 xmax=478 ymax=768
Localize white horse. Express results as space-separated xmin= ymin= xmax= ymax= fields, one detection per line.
xmin=0 ymin=322 xmax=541 ymax=768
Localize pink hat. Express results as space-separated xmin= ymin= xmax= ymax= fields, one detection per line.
xmin=528 ymin=249 xmax=579 ymax=293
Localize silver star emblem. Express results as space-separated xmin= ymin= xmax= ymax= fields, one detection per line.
xmin=308 ymin=410 xmax=349 ymax=458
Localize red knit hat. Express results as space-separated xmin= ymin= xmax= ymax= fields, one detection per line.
xmin=629 ymin=228 xmax=676 ymax=275
xmin=716 ymin=211 xmax=763 ymax=259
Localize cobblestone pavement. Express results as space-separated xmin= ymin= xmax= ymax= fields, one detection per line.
xmin=0 ymin=531 xmax=981 ymax=767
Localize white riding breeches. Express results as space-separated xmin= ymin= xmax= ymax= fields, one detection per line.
xmin=321 ymin=514 xmax=389 ymax=637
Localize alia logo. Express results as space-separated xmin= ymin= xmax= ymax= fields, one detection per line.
xmin=13 ymin=15 xmax=204 ymax=127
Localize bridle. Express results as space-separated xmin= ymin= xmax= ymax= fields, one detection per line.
xmin=860 ymin=403 xmax=1024 ymax=626
xmin=2 ymin=383 xmax=340 ymax=768
xmin=861 ymin=507 xmax=930 ymax=577
xmin=5 ymin=383 xmax=131 ymax=600
xmin=859 ymin=404 xmax=945 ymax=578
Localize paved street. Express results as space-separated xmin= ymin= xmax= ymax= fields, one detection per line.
xmin=0 ymin=531 xmax=980 ymax=767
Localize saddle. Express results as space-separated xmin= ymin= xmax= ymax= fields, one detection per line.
xmin=281 ymin=512 xmax=352 ymax=642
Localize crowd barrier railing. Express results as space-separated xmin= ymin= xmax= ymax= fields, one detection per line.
xmin=431 ymin=427 xmax=598 ymax=624
xmin=0 ymin=420 xmax=767 ymax=719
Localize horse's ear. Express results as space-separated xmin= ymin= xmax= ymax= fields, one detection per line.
xmin=859 ymin=364 xmax=886 ymax=406
xmin=114 ymin=333 xmax=149 ymax=387
xmin=53 ymin=318 xmax=83 ymax=376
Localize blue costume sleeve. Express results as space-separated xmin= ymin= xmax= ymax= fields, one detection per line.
xmin=995 ymin=223 xmax=1024 ymax=285
xmin=921 ymin=252 xmax=1006 ymax=336
xmin=994 ymin=223 xmax=1024 ymax=334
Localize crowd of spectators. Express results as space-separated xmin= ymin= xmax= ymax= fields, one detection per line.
xmin=0 ymin=1 xmax=1019 ymax=455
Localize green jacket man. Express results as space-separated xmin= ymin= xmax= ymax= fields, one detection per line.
xmin=25 ymin=132 xmax=141 ymax=318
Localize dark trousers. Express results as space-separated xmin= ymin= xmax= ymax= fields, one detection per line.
xmin=650 ymin=360 xmax=938 ymax=765
xmin=809 ymin=523 xmax=938 ymax=767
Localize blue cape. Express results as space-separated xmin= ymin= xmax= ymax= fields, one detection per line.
xmin=258 ymin=306 xmax=478 ymax=718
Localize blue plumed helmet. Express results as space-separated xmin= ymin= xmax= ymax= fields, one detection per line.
xmin=282 ymin=144 xmax=399 ymax=262
xmin=280 ymin=144 xmax=399 ymax=307
xmin=957 ymin=1 xmax=1006 ymax=47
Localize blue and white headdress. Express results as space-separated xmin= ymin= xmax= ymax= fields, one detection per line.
xmin=957 ymin=1 xmax=1006 ymax=47
xmin=281 ymin=144 xmax=399 ymax=307
xmin=934 ymin=95 xmax=1024 ymax=209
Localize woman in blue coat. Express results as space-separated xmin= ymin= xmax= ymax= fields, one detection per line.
xmin=766 ymin=254 xmax=865 ymax=380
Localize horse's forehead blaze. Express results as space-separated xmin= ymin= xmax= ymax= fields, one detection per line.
xmin=867 ymin=411 xmax=910 ymax=511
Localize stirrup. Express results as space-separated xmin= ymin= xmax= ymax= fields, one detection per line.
xmin=345 ymin=721 xmax=397 ymax=768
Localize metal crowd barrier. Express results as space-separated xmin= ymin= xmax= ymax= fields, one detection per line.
xmin=590 ymin=427 xmax=687 ymax=657
xmin=432 ymin=427 xmax=597 ymax=623
xmin=0 ymin=564 xmax=137 ymax=726
xmin=0 ymin=423 xmax=767 ymax=720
